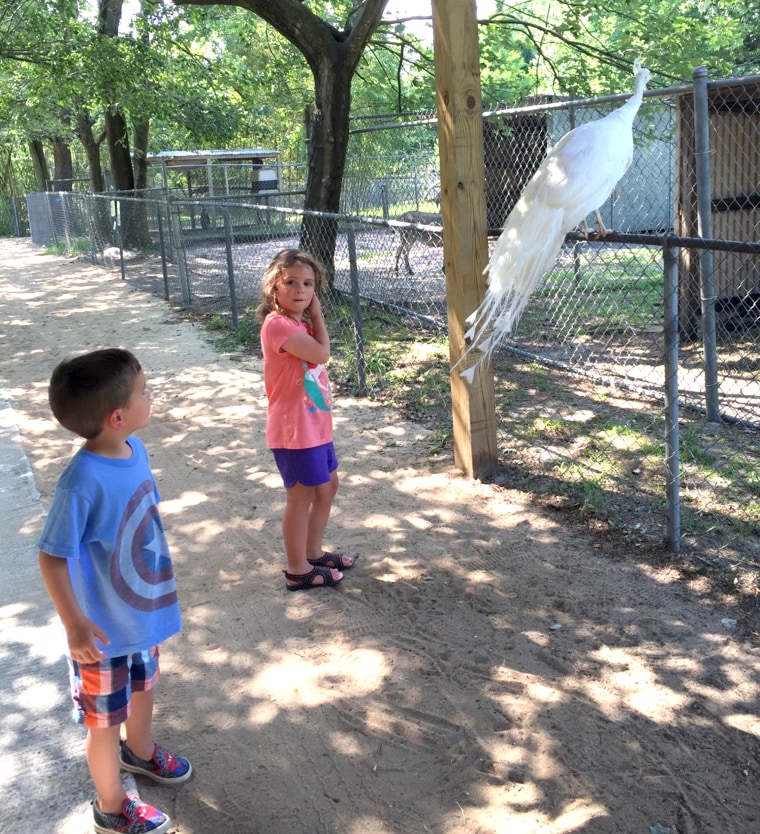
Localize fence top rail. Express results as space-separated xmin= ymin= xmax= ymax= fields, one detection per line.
xmin=166 ymin=198 xmax=445 ymax=232
xmin=350 ymin=72 xmax=760 ymax=135
xmin=186 ymin=199 xmax=760 ymax=253
xmin=565 ymin=229 xmax=760 ymax=255
xmin=34 ymin=190 xmax=760 ymax=254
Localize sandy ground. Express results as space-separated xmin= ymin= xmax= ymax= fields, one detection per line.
xmin=1 ymin=236 xmax=759 ymax=834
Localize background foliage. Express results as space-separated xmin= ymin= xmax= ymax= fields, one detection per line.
xmin=1 ymin=0 xmax=759 ymax=235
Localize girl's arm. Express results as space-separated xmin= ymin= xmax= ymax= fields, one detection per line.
xmin=39 ymin=550 xmax=109 ymax=663
xmin=280 ymin=296 xmax=330 ymax=364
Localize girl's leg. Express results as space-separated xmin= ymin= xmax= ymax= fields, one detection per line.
xmin=306 ymin=470 xmax=340 ymax=561
xmin=124 ymin=688 xmax=155 ymax=761
xmin=87 ymin=724 xmax=126 ymax=814
xmin=282 ymin=481 xmax=315 ymax=575
xmin=282 ymin=479 xmax=341 ymax=584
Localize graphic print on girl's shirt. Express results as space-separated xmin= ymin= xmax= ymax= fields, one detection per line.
xmin=303 ymin=362 xmax=332 ymax=413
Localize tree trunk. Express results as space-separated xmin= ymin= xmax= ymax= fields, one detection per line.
xmin=98 ymin=0 xmax=149 ymax=248
xmin=300 ymin=51 xmax=354 ymax=278
xmin=99 ymin=0 xmax=134 ymax=194
xmin=105 ymin=109 xmax=134 ymax=192
xmin=99 ymin=0 xmax=123 ymax=36
xmin=133 ymin=119 xmax=150 ymax=192
xmin=52 ymin=136 xmax=74 ymax=190
xmin=75 ymin=110 xmax=106 ymax=194
xmin=131 ymin=119 xmax=152 ymax=245
xmin=74 ymin=110 xmax=110 ymax=240
xmin=175 ymin=0 xmax=388 ymax=282
xmin=28 ymin=139 xmax=50 ymax=191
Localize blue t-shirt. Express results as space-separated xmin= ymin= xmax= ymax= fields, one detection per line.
xmin=38 ymin=437 xmax=181 ymax=658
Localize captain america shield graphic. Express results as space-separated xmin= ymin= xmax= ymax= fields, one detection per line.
xmin=110 ymin=480 xmax=178 ymax=612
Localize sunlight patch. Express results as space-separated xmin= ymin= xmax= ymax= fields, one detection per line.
xmin=160 ymin=491 xmax=208 ymax=514
xmin=723 ymin=713 xmax=760 ymax=737
xmin=250 ymin=648 xmax=387 ymax=708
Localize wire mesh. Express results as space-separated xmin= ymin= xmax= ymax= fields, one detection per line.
xmin=23 ymin=72 xmax=760 ymax=594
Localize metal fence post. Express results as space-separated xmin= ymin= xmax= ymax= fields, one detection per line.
xmin=692 ymin=66 xmax=720 ymax=422
xmin=156 ymin=205 xmax=170 ymax=301
xmin=47 ymin=193 xmax=57 ymax=247
xmin=11 ymin=196 xmax=22 ymax=236
xmin=114 ymin=198 xmax=126 ymax=280
xmin=170 ymin=204 xmax=191 ymax=306
xmin=346 ymin=226 xmax=367 ymax=396
xmin=663 ymin=244 xmax=681 ymax=553
xmin=223 ymin=209 xmax=239 ymax=330
xmin=86 ymin=193 xmax=97 ymax=264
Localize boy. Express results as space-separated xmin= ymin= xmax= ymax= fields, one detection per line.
xmin=38 ymin=348 xmax=191 ymax=834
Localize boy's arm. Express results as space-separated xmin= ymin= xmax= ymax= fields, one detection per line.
xmin=38 ymin=550 xmax=109 ymax=663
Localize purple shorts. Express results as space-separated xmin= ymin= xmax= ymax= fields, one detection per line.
xmin=68 ymin=646 xmax=160 ymax=728
xmin=272 ymin=442 xmax=338 ymax=488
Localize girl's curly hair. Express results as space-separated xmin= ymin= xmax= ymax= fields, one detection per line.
xmin=255 ymin=249 xmax=326 ymax=322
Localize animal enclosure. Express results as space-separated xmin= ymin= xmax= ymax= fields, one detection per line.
xmin=23 ymin=70 xmax=760 ymax=595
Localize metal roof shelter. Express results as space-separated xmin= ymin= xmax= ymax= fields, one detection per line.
xmin=146 ymin=148 xmax=281 ymax=197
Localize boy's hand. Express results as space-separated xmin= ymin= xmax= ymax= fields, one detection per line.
xmin=66 ymin=618 xmax=110 ymax=664
xmin=39 ymin=550 xmax=110 ymax=664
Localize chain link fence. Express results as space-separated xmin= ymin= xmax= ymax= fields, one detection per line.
xmin=24 ymin=70 xmax=760 ymax=603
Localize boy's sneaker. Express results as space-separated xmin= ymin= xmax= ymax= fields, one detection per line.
xmin=119 ymin=740 xmax=192 ymax=784
xmin=92 ymin=796 xmax=171 ymax=834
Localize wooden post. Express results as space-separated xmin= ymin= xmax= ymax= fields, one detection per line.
xmin=431 ymin=0 xmax=498 ymax=478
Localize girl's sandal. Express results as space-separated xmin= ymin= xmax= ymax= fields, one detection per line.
xmin=284 ymin=565 xmax=343 ymax=591
xmin=307 ymin=552 xmax=356 ymax=571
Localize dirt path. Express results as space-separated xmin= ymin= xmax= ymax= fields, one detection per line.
xmin=1 ymin=237 xmax=758 ymax=834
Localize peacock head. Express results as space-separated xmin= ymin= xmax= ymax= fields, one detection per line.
xmin=632 ymin=57 xmax=652 ymax=86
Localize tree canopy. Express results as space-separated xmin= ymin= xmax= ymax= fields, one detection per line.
xmin=0 ymin=0 xmax=758 ymax=234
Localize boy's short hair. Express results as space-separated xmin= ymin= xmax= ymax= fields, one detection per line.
xmin=49 ymin=348 xmax=142 ymax=439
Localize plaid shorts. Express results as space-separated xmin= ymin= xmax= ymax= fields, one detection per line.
xmin=68 ymin=646 xmax=160 ymax=728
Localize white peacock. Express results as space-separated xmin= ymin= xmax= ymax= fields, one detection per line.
xmin=460 ymin=59 xmax=652 ymax=383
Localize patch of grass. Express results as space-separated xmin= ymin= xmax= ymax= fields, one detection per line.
xmin=204 ymin=309 xmax=261 ymax=358
xmin=489 ymin=354 xmax=759 ymax=614
xmin=45 ymin=237 xmax=91 ymax=257
xmin=329 ymin=304 xmax=451 ymax=427
xmin=428 ymin=427 xmax=452 ymax=455
xmin=207 ymin=296 xmax=758 ymax=599
xmin=529 ymin=263 xmax=664 ymax=333
xmin=527 ymin=361 xmax=553 ymax=392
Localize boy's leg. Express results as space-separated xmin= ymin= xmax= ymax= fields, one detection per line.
xmin=124 ymin=687 xmax=155 ymax=761
xmin=119 ymin=649 xmax=192 ymax=784
xmin=70 ymin=656 xmax=130 ymax=813
xmin=73 ymin=653 xmax=174 ymax=831
xmin=87 ymin=725 xmax=126 ymax=815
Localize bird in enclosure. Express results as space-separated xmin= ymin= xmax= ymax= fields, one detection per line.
xmin=459 ymin=59 xmax=652 ymax=383
xmin=102 ymin=247 xmax=139 ymax=268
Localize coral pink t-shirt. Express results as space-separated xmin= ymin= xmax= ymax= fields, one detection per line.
xmin=260 ymin=313 xmax=333 ymax=450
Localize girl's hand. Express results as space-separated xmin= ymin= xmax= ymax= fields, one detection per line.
xmin=308 ymin=294 xmax=323 ymax=319
xmin=65 ymin=617 xmax=110 ymax=664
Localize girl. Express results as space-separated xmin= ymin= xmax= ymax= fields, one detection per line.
xmin=257 ymin=249 xmax=355 ymax=591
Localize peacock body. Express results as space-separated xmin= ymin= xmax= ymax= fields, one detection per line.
xmin=460 ymin=61 xmax=652 ymax=383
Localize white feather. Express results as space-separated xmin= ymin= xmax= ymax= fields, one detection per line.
xmin=459 ymin=62 xmax=652 ymax=381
